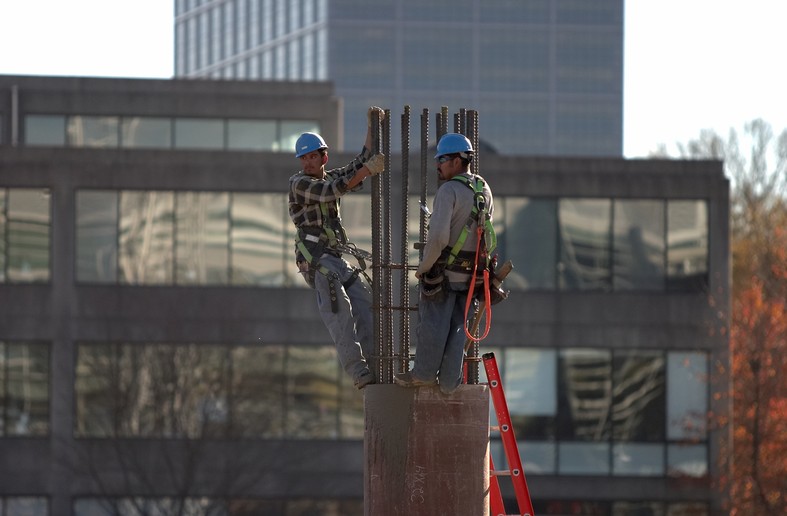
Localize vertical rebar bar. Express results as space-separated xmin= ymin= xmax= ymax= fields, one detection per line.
xmin=382 ymin=109 xmax=394 ymax=384
xmin=399 ymin=106 xmax=411 ymax=374
xmin=371 ymin=110 xmax=384 ymax=381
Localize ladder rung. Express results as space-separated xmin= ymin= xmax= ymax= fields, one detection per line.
xmin=490 ymin=469 xmax=512 ymax=476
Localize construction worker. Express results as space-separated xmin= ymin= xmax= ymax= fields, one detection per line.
xmin=394 ymin=133 xmax=494 ymax=394
xmin=289 ymin=107 xmax=386 ymax=389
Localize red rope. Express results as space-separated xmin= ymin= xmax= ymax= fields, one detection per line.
xmin=464 ymin=226 xmax=492 ymax=342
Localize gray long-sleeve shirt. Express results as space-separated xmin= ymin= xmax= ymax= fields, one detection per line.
xmin=417 ymin=172 xmax=494 ymax=284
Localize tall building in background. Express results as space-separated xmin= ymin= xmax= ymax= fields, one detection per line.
xmin=174 ymin=0 xmax=623 ymax=156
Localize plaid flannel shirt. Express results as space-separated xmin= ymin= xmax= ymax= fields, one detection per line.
xmin=288 ymin=146 xmax=372 ymax=232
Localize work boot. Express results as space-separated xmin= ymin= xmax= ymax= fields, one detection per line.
xmin=354 ymin=371 xmax=376 ymax=389
xmin=393 ymin=371 xmax=436 ymax=388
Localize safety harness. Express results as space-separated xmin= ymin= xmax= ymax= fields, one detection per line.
xmin=295 ymin=201 xmax=371 ymax=313
xmin=447 ymin=175 xmax=497 ymax=342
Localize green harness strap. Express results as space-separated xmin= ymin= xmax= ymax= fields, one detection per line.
xmin=295 ymin=201 xmax=365 ymax=312
xmin=445 ymin=175 xmax=497 ymax=268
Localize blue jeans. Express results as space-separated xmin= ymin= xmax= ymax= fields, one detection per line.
xmin=313 ymin=254 xmax=373 ymax=381
xmin=412 ymin=284 xmax=474 ymax=393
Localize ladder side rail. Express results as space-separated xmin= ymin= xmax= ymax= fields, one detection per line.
xmin=483 ymin=352 xmax=536 ymax=516
xmin=489 ymin=454 xmax=507 ymax=516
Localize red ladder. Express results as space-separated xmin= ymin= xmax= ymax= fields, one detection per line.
xmin=483 ymin=352 xmax=536 ymax=516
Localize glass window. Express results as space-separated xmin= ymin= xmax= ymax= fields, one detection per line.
xmin=667 ymin=444 xmax=708 ymax=478
xmin=519 ymin=440 xmax=556 ymax=474
xmin=279 ymin=120 xmax=319 ymax=155
xmin=330 ymin=27 xmax=395 ymax=88
xmin=7 ymin=189 xmax=50 ymax=282
xmin=67 ymin=116 xmax=120 ymax=147
xmin=612 ymin=443 xmax=664 ymax=476
xmin=502 ymin=197 xmax=556 ymax=290
xmin=74 ymin=344 xmax=115 ymax=437
xmin=667 ymin=352 xmax=708 ymax=440
xmin=558 ymin=348 xmax=611 ymax=440
xmin=613 ymin=200 xmax=665 ymax=291
xmin=504 ymin=348 xmax=557 ymax=439
xmin=612 ymin=501 xmax=665 ymax=516
xmin=74 ymin=497 xmax=224 ymax=516
xmin=0 ymin=189 xmax=5 ymax=280
xmin=480 ymin=28 xmax=549 ymax=92
xmin=612 ymin=350 xmax=665 ymax=441
xmin=558 ymin=198 xmax=612 ymax=290
xmin=76 ymin=190 xmax=118 ymax=283
xmin=174 ymin=118 xmax=224 ymax=149
xmin=3 ymin=497 xmax=48 ymax=516
xmin=556 ymin=29 xmax=622 ymax=94
xmin=121 ymin=117 xmax=173 ymax=149
xmin=1 ymin=342 xmax=50 ymax=436
xmin=119 ymin=191 xmax=175 ymax=285
xmin=558 ymin=442 xmax=610 ymax=475
xmin=24 ymin=115 xmax=66 ymax=146
xmin=555 ymin=98 xmax=622 ymax=156
xmin=667 ymin=502 xmax=709 ymax=515
xmin=402 ymin=27 xmax=472 ymax=90
xmin=175 ymin=192 xmax=230 ymax=285
xmin=231 ymin=345 xmax=285 ymax=438
xmin=667 ymin=200 xmax=708 ymax=291
xmin=227 ymin=119 xmax=277 ymax=150
xmin=285 ymin=346 xmax=340 ymax=438
xmin=230 ymin=193 xmax=289 ymax=286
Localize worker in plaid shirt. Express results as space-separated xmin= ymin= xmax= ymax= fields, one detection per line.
xmin=288 ymin=106 xmax=386 ymax=389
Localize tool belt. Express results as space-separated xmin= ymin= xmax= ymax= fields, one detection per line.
xmin=295 ymin=226 xmax=370 ymax=312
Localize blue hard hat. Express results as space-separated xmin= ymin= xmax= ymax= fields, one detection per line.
xmin=295 ymin=132 xmax=328 ymax=157
xmin=435 ymin=133 xmax=474 ymax=159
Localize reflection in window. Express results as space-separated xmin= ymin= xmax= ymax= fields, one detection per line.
xmin=68 ymin=116 xmax=119 ymax=147
xmin=667 ymin=352 xmax=708 ymax=440
xmin=558 ymin=199 xmax=612 ymax=290
xmin=227 ymin=119 xmax=277 ymax=150
xmin=612 ymin=443 xmax=664 ymax=476
xmin=231 ymin=346 xmax=285 ymax=438
xmin=119 ymin=191 xmax=175 ymax=284
xmin=558 ymin=441 xmax=610 ymax=475
xmin=285 ymin=346 xmax=340 ymax=439
xmin=504 ymin=348 xmax=557 ymax=439
xmin=612 ymin=350 xmax=665 ymax=441
xmin=76 ymin=343 xmax=231 ymax=438
xmin=1 ymin=342 xmax=50 ymax=436
xmin=176 ymin=192 xmax=230 ymax=285
xmin=6 ymin=189 xmax=50 ymax=282
xmin=24 ymin=115 xmax=66 ymax=146
xmin=74 ymin=497 xmax=363 ymax=516
xmin=558 ymin=348 xmax=611 ymax=441
xmin=174 ymin=118 xmax=224 ymax=149
xmin=668 ymin=444 xmax=708 ymax=478
xmin=75 ymin=343 xmax=350 ymax=439
xmin=1 ymin=497 xmax=48 ymax=516
xmin=121 ymin=117 xmax=173 ymax=148
xmin=613 ymin=200 xmax=665 ymax=290
xmin=280 ymin=120 xmax=319 ymax=153
xmin=230 ymin=193 xmax=290 ymax=286
xmin=0 ymin=190 xmax=5 ymax=280
xmin=502 ymin=197 xmax=556 ymax=290
xmin=76 ymin=190 xmax=118 ymax=283
xmin=667 ymin=200 xmax=709 ymax=290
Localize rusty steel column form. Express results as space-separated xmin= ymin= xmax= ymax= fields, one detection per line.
xmin=371 ymin=109 xmax=384 ymax=380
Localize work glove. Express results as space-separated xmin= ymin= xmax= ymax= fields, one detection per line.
xmin=367 ymin=106 xmax=385 ymax=127
xmin=365 ymin=153 xmax=386 ymax=176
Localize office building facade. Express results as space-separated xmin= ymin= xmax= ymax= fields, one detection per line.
xmin=0 ymin=75 xmax=728 ymax=515
xmin=174 ymin=0 xmax=624 ymax=157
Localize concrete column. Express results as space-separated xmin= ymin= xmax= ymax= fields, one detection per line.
xmin=364 ymin=384 xmax=490 ymax=516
